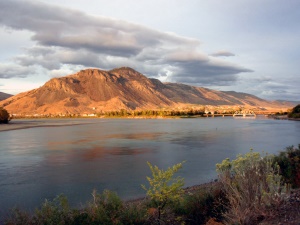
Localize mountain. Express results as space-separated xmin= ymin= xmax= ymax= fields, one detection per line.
xmin=0 ymin=67 xmax=290 ymax=115
xmin=272 ymin=100 xmax=300 ymax=107
xmin=0 ymin=92 xmax=13 ymax=101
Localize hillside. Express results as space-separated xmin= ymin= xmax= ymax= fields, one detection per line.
xmin=0 ymin=67 xmax=291 ymax=115
xmin=0 ymin=92 xmax=13 ymax=101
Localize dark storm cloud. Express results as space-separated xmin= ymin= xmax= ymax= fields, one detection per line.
xmin=0 ymin=0 xmax=252 ymax=85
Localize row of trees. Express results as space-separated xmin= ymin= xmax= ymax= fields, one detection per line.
xmin=100 ymin=109 xmax=206 ymax=117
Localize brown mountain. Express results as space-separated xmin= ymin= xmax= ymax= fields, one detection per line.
xmin=0 ymin=92 xmax=13 ymax=101
xmin=0 ymin=67 xmax=290 ymax=115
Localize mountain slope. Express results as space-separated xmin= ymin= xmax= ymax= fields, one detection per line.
xmin=0 ymin=67 xmax=290 ymax=115
xmin=0 ymin=92 xmax=13 ymax=101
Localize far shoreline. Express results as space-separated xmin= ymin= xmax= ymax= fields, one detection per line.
xmin=1 ymin=115 xmax=299 ymax=132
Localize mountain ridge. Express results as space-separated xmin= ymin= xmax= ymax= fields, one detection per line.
xmin=0 ymin=67 xmax=293 ymax=115
xmin=0 ymin=92 xmax=13 ymax=101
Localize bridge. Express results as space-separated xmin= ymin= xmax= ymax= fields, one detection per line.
xmin=233 ymin=110 xmax=256 ymax=117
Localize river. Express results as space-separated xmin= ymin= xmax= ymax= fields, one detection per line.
xmin=0 ymin=117 xmax=299 ymax=218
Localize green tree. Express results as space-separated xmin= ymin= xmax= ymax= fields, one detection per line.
xmin=0 ymin=107 xmax=11 ymax=124
xmin=142 ymin=161 xmax=185 ymax=224
xmin=288 ymin=104 xmax=300 ymax=118
xmin=274 ymin=144 xmax=300 ymax=188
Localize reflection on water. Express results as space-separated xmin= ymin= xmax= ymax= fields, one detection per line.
xmin=0 ymin=117 xmax=299 ymax=218
xmin=80 ymin=146 xmax=154 ymax=161
xmin=105 ymin=132 xmax=166 ymax=140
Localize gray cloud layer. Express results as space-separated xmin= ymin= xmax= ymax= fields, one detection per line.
xmin=0 ymin=0 xmax=252 ymax=85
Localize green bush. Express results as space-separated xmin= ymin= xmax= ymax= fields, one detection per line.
xmin=4 ymin=191 xmax=148 ymax=225
xmin=83 ymin=189 xmax=124 ymax=224
xmin=175 ymin=184 xmax=227 ymax=225
xmin=118 ymin=202 xmax=147 ymax=225
xmin=4 ymin=208 xmax=32 ymax=225
xmin=0 ymin=107 xmax=10 ymax=124
xmin=141 ymin=161 xmax=185 ymax=224
xmin=216 ymin=150 xmax=287 ymax=225
xmin=4 ymin=195 xmax=71 ymax=225
xmin=33 ymin=195 xmax=72 ymax=225
xmin=273 ymin=144 xmax=300 ymax=188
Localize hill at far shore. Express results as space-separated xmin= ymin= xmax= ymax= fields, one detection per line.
xmin=0 ymin=92 xmax=13 ymax=101
xmin=0 ymin=67 xmax=295 ymax=115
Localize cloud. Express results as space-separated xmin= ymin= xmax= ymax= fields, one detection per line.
xmin=0 ymin=63 xmax=35 ymax=78
xmin=0 ymin=0 xmax=252 ymax=85
xmin=210 ymin=50 xmax=235 ymax=57
xmin=234 ymin=75 xmax=300 ymax=101
xmin=49 ymin=66 xmax=84 ymax=78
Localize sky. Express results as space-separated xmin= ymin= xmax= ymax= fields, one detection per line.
xmin=0 ymin=0 xmax=299 ymax=101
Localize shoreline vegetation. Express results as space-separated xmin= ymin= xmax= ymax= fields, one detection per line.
xmin=3 ymin=145 xmax=300 ymax=225
xmin=5 ymin=106 xmax=289 ymax=120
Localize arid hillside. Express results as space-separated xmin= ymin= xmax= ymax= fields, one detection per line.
xmin=0 ymin=67 xmax=293 ymax=115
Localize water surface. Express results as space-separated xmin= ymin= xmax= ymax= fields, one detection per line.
xmin=0 ymin=117 xmax=299 ymax=217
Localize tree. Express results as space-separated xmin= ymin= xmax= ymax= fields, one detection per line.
xmin=142 ymin=161 xmax=185 ymax=224
xmin=0 ymin=107 xmax=11 ymax=124
xmin=288 ymin=104 xmax=300 ymax=118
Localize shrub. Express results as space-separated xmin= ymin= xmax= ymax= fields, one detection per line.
xmin=33 ymin=194 xmax=72 ymax=225
xmin=84 ymin=189 xmax=124 ymax=224
xmin=119 ymin=201 xmax=148 ymax=225
xmin=4 ymin=195 xmax=72 ymax=225
xmin=273 ymin=144 xmax=300 ymax=188
xmin=4 ymin=208 xmax=32 ymax=225
xmin=142 ymin=161 xmax=185 ymax=224
xmin=176 ymin=183 xmax=227 ymax=225
xmin=216 ymin=150 xmax=287 ymax=225
xmin=0 ymin=107 xmax=11 ymax=124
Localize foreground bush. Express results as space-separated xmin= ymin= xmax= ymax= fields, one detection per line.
xmin=216 ymin=151 xmax=287 ymax=225
xmin=142 ymin=161 xmax=185 ymax=224
xmin=273 ymin=144 xmax=300 ymax=188
xmin=175 ymin=183 xmax=227 ymax=225
xmin=4 ymin=191 xmax=147 ymax=225
xmin=0 ymin=107 xmax=10 ymax=124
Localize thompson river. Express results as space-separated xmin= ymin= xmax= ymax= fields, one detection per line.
xmin=0 ymin=117 xmax=299 ymax=217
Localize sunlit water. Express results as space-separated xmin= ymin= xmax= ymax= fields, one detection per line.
xmin=0 ymin=117 xmax=299 ymax=218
